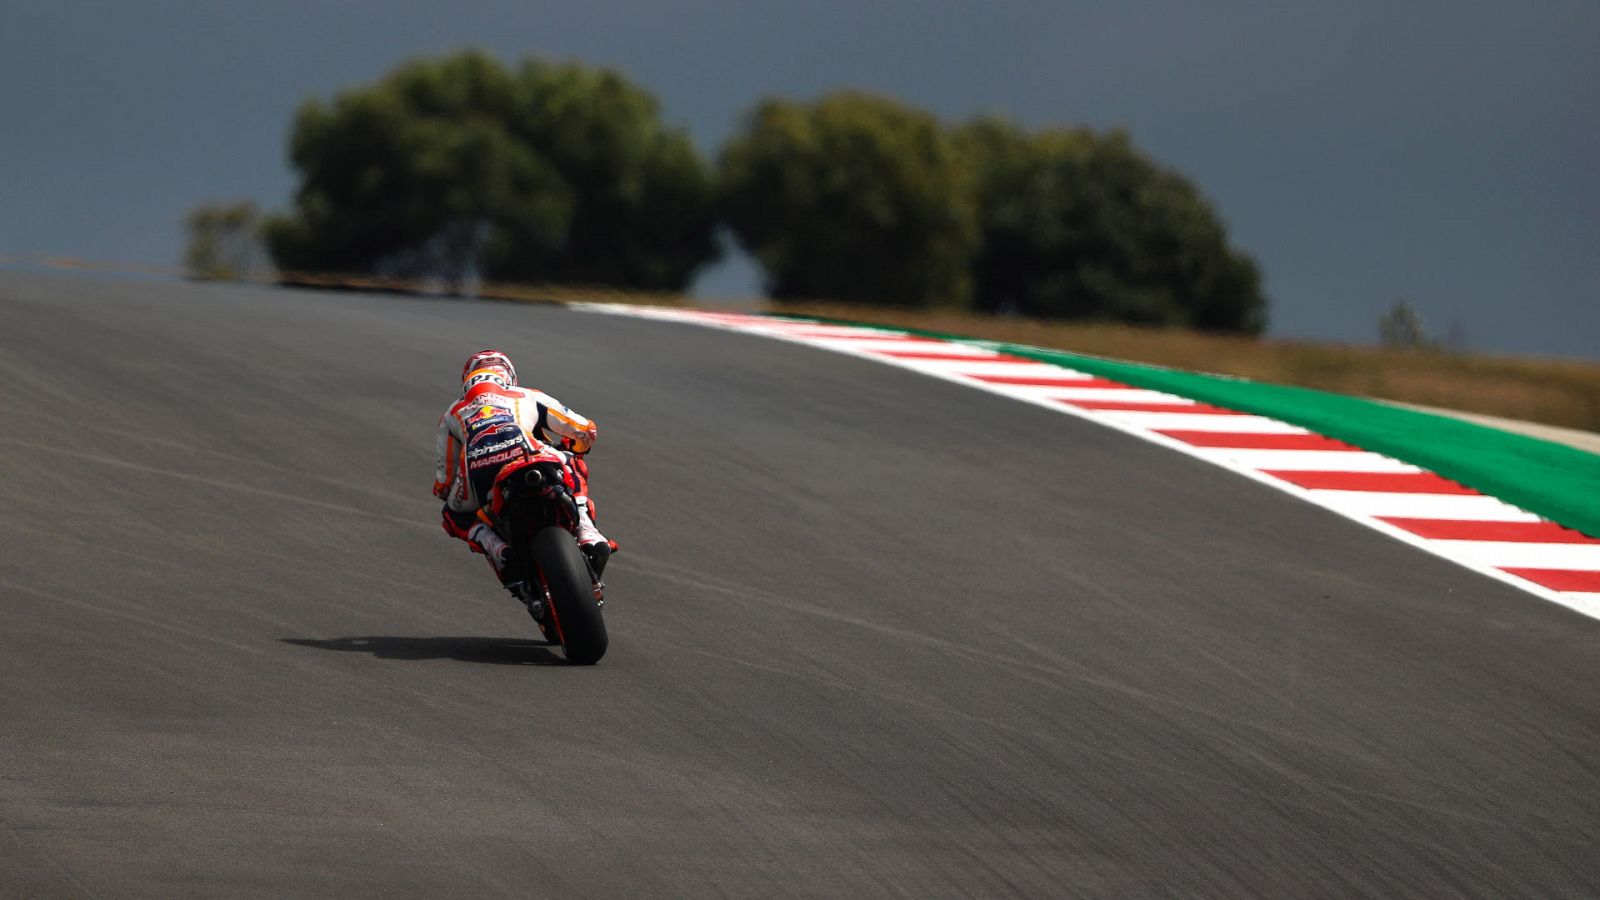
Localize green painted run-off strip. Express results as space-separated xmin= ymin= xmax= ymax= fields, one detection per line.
xmin=777 ymin=314 xmax=1600 ymax=541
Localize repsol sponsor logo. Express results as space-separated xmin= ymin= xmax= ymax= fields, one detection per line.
xmin=465 ymin=373 xmax=509 ymax=390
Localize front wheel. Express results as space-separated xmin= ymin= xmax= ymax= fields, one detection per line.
xmin=532 ymin=526 xmax=608 ymax=665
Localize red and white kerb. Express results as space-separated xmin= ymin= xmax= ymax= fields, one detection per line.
xmin=583 ymin=305 xmax=1600 ymax=621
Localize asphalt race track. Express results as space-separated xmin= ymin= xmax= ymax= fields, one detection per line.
xmin=2 ymin=271 xmax=1598 ymax=898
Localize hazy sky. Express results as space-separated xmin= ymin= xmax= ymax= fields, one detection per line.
xmin=2 ymin=1 xmax=1595 ymax=357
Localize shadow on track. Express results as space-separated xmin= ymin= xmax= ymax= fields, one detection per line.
xmin=281 ymin=636 xmax=561 ymax=666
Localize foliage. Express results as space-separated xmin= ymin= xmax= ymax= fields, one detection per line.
xmin=255 ymin=53 xmax=1268 ymax=327
xmin=954 ymin=118 xmax=1267 ymax=333
xmin=183 ymin=200 xmax=269 ymax=281
xmin=263 ymin=50 xmax=718 ymax=293
xmin=716 ymin=92 xmax=1265 ymax=327
xmin=717 ymin=91 xmax=978 ymax=308
xmin=1378 ymin=298 xmax=1431 ymax=349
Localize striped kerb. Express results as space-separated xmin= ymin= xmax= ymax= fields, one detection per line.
xmin=582 ymin=306 xmax=1600 ymax=623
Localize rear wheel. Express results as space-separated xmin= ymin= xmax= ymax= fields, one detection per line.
xmin=532 ymin=526 xmax=608 ymax=665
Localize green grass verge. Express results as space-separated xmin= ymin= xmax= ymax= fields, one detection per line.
xmin=779 ymin=314 xmax=1600 ymax=540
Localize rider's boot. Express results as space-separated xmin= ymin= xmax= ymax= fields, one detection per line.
xmin=574 ymin=498 xmax=614 ymax=579
xmin=467 ymin=519 xmax=549 ymax=636
xmin=468 ymin=522 xmax=514 ymax=584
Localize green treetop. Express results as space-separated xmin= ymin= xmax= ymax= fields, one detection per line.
xmin=264 ymin=50 xmax=718 ymax=293
xmin=718 ymin=91 xmax=979 ymax=309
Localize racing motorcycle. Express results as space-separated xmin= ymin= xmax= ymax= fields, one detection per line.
xmin=487 ymin=457 xmax=609 ymax=665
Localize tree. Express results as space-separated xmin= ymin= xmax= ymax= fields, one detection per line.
xmin=1378 ymin=298 xmax=1430 ymax=348
xmin=954 ymin=118 xmax=1267 ymax=333
xmin=183 ymin=200 xmax=269 ymax=281
xmin=718 ymin=91 xmax=978 ymax=308
xmin=263 ymin=50 xmax=718 ymax=293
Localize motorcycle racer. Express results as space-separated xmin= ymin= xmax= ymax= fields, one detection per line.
xmin=434 ymin=349 xmax=614 ymax=585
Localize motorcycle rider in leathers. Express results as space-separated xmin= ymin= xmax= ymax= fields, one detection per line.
xmin=434 ymin=349 xmax=614 ymax=587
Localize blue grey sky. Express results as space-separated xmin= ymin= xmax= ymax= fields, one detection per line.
xmin=2 ymin=1 xmax=1595 ymax=357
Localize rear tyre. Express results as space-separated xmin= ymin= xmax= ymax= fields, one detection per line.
xmin=532 ymin=526 xmax=608 ymax=664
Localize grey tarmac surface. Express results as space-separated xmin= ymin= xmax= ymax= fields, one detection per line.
xmin=1 ymin=270 xmax=1598 ymax=899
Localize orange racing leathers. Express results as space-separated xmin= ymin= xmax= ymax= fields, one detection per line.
xmin=433 ymin=373 xmax=607 ymax=556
